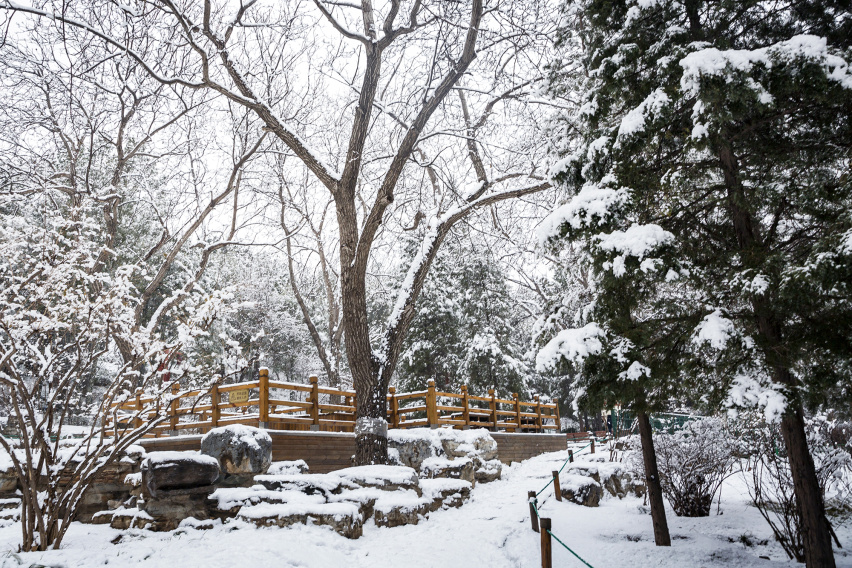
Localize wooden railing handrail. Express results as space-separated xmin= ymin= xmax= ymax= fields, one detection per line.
xmin=105 ymin=371 xmax=560 ymax=438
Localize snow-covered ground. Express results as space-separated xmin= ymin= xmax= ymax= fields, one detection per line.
xmin=1 ymin=442 xmax=850 ymax=568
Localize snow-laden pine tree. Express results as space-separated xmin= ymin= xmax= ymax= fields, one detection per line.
xmin=398 ymin=239 xmax=529 ymax=398
xmin=541 ymin=0 xmax=851 ymax=562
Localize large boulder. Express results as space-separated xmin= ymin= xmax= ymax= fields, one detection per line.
xmin=267 ymin=460 xmax=309 ymax=476
xmin=388 ymin=437 xmax=433 ymax=471
xmin=441 ymin=431 xmax=498 ymax=462
xmin=142 ymin=451 xmax=220 ymax=498
xmin=139 ymin=488 xmax=218 ymax=530
xmin=561 ymin=474 xmax=603 ymax=507
xmin=473 ymin=457 xmax=502 ymax=484
xmin=334 ymin=465 xmax=422 ymax=495
xmin=372 ymin=490 xmax=431 ymax=528
xmin=387 ymin=427 xmax=501 ymax=485
xmin=200 ymin=425 xmax=272 ymax=482
xmin=564 ymin=460 xmax=644 ymax=500
xmin=237 ymin=502 xmax=364 ymax=539
xmin=420 ymin=457 xmax=474 ymax=484
xmin=419 ymin=478 xmax=472 ymax=512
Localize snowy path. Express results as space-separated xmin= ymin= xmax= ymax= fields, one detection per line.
xmin=1 ymin=445 xmax=851 ymax=567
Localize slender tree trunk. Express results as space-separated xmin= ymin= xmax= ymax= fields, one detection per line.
xmin=637 ymin=412 xmax=671 ymax=546
xmin=781 ymin=403 xmax=836 ymax=567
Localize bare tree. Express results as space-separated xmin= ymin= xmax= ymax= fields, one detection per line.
xmin=2 ymin=0 xmax=559 ymax=463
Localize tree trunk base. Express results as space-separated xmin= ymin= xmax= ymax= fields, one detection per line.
xmin=355 ymin=433 xmax=388 ymax=466
xmin=638 ymin=411 xmax=671 ymax=546
xmin=781 ymin=407 xmax=836 ymax=568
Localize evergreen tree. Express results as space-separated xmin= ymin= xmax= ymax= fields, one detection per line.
xmin=398 ymin=239 xmax=529 ymax=399
xmin=543 ymin=0 xmax=852 ymax=562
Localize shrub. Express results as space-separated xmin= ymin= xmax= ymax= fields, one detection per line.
xmin=654 ymin=417 xmax=737 ymax=517
xmin=744 ymin=415 xmax=852 ymax=562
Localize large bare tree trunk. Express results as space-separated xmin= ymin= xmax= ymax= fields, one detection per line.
xmin=637 ymin=412 xmax=671 ymax=546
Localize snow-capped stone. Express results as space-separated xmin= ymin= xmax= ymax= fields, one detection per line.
xmin=141 ymin=451 xmax=220 ymax=497
xmin=267 ymin=460 xmax=309 ymax=476
xmin=200 ymin=425 xmax=272 ymax=478
xmin=560 ymin=474 xmax=603 ymax=507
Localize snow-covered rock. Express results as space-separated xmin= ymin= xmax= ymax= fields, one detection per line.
xmin=560 ymin=474 xmax=603 ymax=507
xmin=563 ymin=458 xmax=644 ymax=499
xmin=254 ymin=473 xmax=358 ymax=497
xmin=200 ymin=425 xmax=272 ymax=483
xmin=0 ymin=464 xmax=16 ymax=493
xmin=135 ymin=451 xmax=222 ymax=530
xmin=474 ymin=458 xmax=503 ymax=483
xmin=371 ymin=489 xmax=431 ymax=528
xmin=420 ymin=456 xmax=475 ymax=484
xmin=94 ymin=507 xmax=154 ymax=530
xmin=334 ymin=465 xmax=421 ymax=495
xmin=420 ymin=478 xmax=472 ymax=512
xmin=388 ymin=427 xmax=502 ymax=485
xmin=267 ymin=460 xmax=309 ymax=475
xmin=142 ymin=451 xmax=220 ymax=497
xmin=237 ymin=501 xmax=364 ymax=538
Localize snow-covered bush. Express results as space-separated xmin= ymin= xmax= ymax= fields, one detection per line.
xmin=744 ymin=415 xmax=852 ymax=562
xmin=653 ymin=417 xmax=737 ymax=517
xmin=0 ymin=202 xmax=239 ymax=550
xmin=0 ymin=210 xmax=163 ymax=550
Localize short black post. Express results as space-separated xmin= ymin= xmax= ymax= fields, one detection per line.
xmin=540 ymin=517 xmax=553 ymax=568
xmin=528 ymin=491 xmax=539 ymax=533
xmin=591 ymin=438 xmax=595 ymax=454
xmin=568 ymin=449 xmax=574 ymax=463
xmin=552 ymin=471 xmax=562 ymax=502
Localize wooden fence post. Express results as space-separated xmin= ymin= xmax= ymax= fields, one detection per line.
xmin=170 ymin=382 xmax=179 ymax=435
xmin=309 ymin=375 xmax=320 ymax=430
xmin=134 ymin=389 xmax=143 ymax=429
xmin=591 ymin=438 xmax=595 ymax=454
xmin=540 ymin=517 xmax=553 ymax=568
xmin=552 ymin=471 xmax=562 ymax=502
xmin=461 ymin=385 xmax=470 ymax=429
xmin=426 ymin=379 xmax=438 ymax=428
xmin=259 ymin=367 xmax=269 ymax=429
xmin=555 ymin=401 xmax=561 ymax=432
xmin=513 ymin=392 xmax=521 ymax=432
xmin=211 ymin=382 xmax=220 ymax=429
xmin=527 ymin=491 xmax=539 ymax=533
xmin=388 ymin=387 xmax=399 ymax=428
xmin=535 ymin=395 xmax=543 ymax=432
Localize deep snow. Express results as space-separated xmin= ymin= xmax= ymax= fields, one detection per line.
xmin=1 ymin=441 xmax=850 ymax=568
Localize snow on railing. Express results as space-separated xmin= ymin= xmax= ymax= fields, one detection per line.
xmin=105 ymin=372 xmax=559 ymax=437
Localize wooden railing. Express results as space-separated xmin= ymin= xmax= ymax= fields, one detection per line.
xmin=105 ymin=370 xmax=560 ymax=437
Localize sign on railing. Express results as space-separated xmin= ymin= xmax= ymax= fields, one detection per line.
xmin=229 ymin=389 xmax=250 ymax=404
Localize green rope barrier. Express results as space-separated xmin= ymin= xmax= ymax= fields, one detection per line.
xmin=536 ymin=439 xmax=594 ymax=497
xmin=529 ymin=439 xmax=602 ymax=568
xmin=531 ymin=496 xmax=595 ymax=567
xmin=548 ymin=529 xmax=595 ymax=568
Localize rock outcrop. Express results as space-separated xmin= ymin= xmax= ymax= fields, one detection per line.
xmin=201 ymin=425 xmax=272 ymax=486
xmin=388 ymin=427 xmax=502 ymax=485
